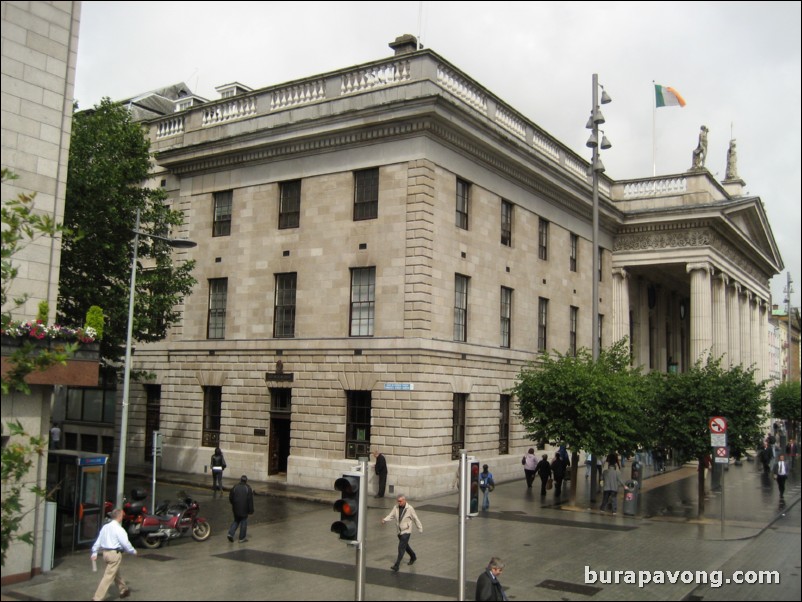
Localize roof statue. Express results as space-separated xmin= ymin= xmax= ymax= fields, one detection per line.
xmin=725 ymin=138 xmax=739 ymax=180
xmin=691 ymin=125 xmax=709 ymax=170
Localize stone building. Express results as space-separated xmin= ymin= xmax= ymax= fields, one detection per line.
xmin=117 ymin=36 xmax=782 ymax=497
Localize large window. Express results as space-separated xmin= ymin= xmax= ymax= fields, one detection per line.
xmin=454 ymin=274 xmax=469 ymax=342
xmin=538 ymin=297 xmax=549 ymax=352
xmin=213 ymin=190 xmax=232 ymax=237
xmin=452 ymin=393 xmax=467 ymax=460
xmin=499 ymin=395 xmax=510 ymax=455
xmin=501 ymin=200 xmax=512 ymax=246
xmin=570 ymin=233 xmax=578 ymax=272
xmin=350 ymin=267 xmax=375 ymax=336
xmin=569 ymin=306 xmax=578 ymax=357
xmin=202 ymin=386 xmax=222 ymax=448
xmin=274 ymin=272 xmax=297 ymax=337
xmin=279 ymin=180 xmax=301 ymax=229
xmin=346 ymin=391 xmax=371 ymax=459
xmin=538 ymin=218 xmax=549 ymax=260
xmin=354 ymin=168 xmax=379 ymax=220
xmin=456 ymin=178 xmax=470 ymax=230
xmin=207 ymin=278 xmax=228 ymax=339
xmin=500 ymin=287 xmax=512 ymax=349
xmin=145 ymin=384 xmax=161 ymax=461
xmin=66 ymin=387 xmax=116 ymax=424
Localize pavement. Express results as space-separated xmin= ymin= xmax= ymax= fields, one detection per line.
xmin=2 ymin=456 xmax=800 ymax=601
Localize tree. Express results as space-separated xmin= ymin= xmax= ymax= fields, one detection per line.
xmin=513 ymin=339 xmax=650 ymax=503
xmin=651 ymin=356 xmax=766 ymax=515
xmin=0 ymin=421 xmax=46 ymax=567
xmin=57 ymin=99 xmax=195 ymax=368
xmin=771 ymin=380 xmax=801 ymax=440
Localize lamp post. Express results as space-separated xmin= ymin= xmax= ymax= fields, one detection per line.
xmin=587 ymin=73 xmax=612 ymax=362
xmin=116 ymin=208 xmax=196 ymax=508
xmin=784 ymin=272 xmax=794 ymax=382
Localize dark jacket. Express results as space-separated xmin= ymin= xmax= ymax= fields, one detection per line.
xmin=229 ymin=481 xmax=254 ymax=519
xmin=475 ymin=569 xmax=505 ymax=601
xmin=375 ymin=453 xmax=388 ymax=476
xmin=551 ymin=457 xmax=567 ymax=480
xmin=211 ymin=452 xmax=226 ymax=470
xmin=536 ymin=459 xmax=552 ymax=479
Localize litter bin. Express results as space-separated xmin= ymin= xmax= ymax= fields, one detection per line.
xmin=623 ymin=480 xmax=639 ymax=516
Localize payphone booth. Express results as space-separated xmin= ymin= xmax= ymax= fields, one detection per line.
xmin=46 ymin=450 xmax=108 ymax=550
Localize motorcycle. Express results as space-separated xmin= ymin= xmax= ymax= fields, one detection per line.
xmin=139 ymin=491 xmax=211 ymax=549
xmin=104 ymin=488 xmax=149 ymax=543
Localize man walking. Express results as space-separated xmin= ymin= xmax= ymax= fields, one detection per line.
xmin=90 ymin=508 xmax=137 ymax=601
xmin=381 ymin=494 xmax=423 ymax=572
xmin=373 ymin=449 xmax=388 ymax=498
xmin=773 ymin=454 xmax=789 ymax=499
xmin=476 ymin=557 xmax=509 ymax=601
xmin=227 ymin=475 xmax=254 ymax=543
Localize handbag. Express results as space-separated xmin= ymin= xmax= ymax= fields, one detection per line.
xmin=546 ymin=477 xmax=553 ymax=490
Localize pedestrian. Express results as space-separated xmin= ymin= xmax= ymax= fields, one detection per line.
xmin=522 ymin=448 xmax=538 ymax=488
xmin=381 ymin=494 xmax=423 ymax=572
xmin=373 ymin=449 xmax=388 ymax=498
xmin=760 ymin=443 xmax=772 ymax=474
xmin=550 ymin=453 xmax=567 ymax=497
xmin=773 ymin=454 xmax=789 ymax=498
xmin=90 ymin=508 xmax=137 ymax=601
xmin=475 ymin=556 xmax=508 ymax=601
xmin=49 ymin=422 xmax=61 ymax=449
xmin=599 ymin=461 xmax=624 ymax=514
xmin=479 ymin=464 xmax=495 ymax=511
xmin=535 ymin=454 xmax=552 ymax=496
xmin=227 ymin=475 xmax=254 ymax=543
xmin=211 ymin=447 xmax=227 ymax=492
xmin=786 ymin=439 xmax=798 ymax=470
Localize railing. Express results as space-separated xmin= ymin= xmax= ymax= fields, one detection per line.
xmin=271 ymin=79 xmax=326 ymax=110
xmin=622 ymin=177 xmax=687 ymax=198
xmin=202 ymin=96 xmax=258 ymax=126
xmin=341 ymin=60 xmax=411 ymax=95
xmin=156 ymin=116 xmax=184 ymax=139
xmin=436 ymin=63 xmax=487 ymax=113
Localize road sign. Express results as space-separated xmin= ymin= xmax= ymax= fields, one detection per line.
xmin=709 ymin=416 xmax=727 ymax=434
xmin=714 ymin=446 xmax=729 ymax=464
xmin=710 ymin=433 xmax=727 ymax=448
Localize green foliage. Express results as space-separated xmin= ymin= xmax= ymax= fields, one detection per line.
xmin=84 ymin=305 xmax=105 ymax=340
xmin=57 ymin=98 xmax=196 ymax=368
xmin=36 ymin=301 xmax=49 ymax=324
xmin=771 ymin=381 xmax=801 ymax=424
xmin=513 ymin=339 xmax=650 ymax=459
xmin=0 ymin=421 xmax=47 ymax=567
xmin=651 ymin=355 xmax=766 ymax=463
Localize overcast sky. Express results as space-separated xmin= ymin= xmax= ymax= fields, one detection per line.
xmin=74 ymin=1 xmax=801 ymax=309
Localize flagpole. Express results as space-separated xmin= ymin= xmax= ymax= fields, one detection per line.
xmin=652 ymin=80 xmax=656 ymax=177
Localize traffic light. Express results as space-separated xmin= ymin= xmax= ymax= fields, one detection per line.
xmin=469 ymin=459 xmax=480 ymax=517
xmin=331 ymin=473 xmax=362 ymax=541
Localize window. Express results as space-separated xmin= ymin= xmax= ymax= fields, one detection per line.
xmin=452 ymin=393 xmax=467 ymax=460
xmin=279 ymin=180 xmax=301 ymax=229
xmin=456 ymin=178 xmax=470 ymax=229
xmin=207 ymin=278 xmax=228 ymax=339
xmin=354 ymin=168 xmax=379 ymax=220
xmin=499 ymin=395 xmax=510 ymax=455
xmin=500 ymin=287 xmax=513 ymax=348
xmin=66 ymin=387 xmax=116 ymax=424
xmin=145 ymin=384 xmax=161 ymax=461
xmin=538 ymin=218 xmax=549 ymax=260
xmin=202 ymin=386 xmax=222 ymax=447
xmin=350 ymin=267 xmax=375 ymax=336
xmin=501 ymin=200 xmax=512 ymax=246
xmin=274 ymin=273 xmax=297 ymax=337
xmin=569 ymin=306 xmax=578 ymax=357
xmin=538 ymin=297 xmax=549 ymax=352
xmin=598 ymin=247 xmax=604 ymax=282
xmin=270 ymin=388 xmax=292 ymax=413
xmin=454 ymin=274 xmax=469 ymax=342
xmin=346 ymin=391 xmax=371 ymax=459
xmin=598 ymin=314 xmax=604 ymax=352
xmin=570 ymin=233 xmax=578 ymax=272
xmin=213 ymin=190 xmax=232 ymax=237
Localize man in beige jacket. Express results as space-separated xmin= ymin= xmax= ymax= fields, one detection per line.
xmin=381 ymin=494 xmax=423 ymax=572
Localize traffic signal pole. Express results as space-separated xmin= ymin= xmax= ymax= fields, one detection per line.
xmin=458 ymin=450 xmax=468 ymax=601
xmin=354 ymin=456 xmax=368 ymax=601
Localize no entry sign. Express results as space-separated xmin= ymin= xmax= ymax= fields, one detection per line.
xmin=709 ymin=416 xmax=727 ymax=434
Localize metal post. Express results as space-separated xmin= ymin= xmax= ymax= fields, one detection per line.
xmin=458 ymin=450 xmax=468 ymax=601
xmin=116 ymin=209 xmax=140 ymax=508
xmin=591 ymin=73 xmax=600 ymax=364
xmin=355 ymin=456 xmax=368 ymax=601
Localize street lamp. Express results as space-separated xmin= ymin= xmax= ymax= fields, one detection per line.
xmin=116 ymin=208 xmax=196 ymax=508
xmin=587 ymin=73 xmax=612 ymax=362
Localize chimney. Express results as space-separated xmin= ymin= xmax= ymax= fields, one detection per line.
xmin=389 ymin=34 xmax=419 ymax=56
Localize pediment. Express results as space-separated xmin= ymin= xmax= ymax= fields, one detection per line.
xmin=721 ymin=197 xmax=783 ymax=272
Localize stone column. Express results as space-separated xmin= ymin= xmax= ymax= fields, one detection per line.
xmin=612 ymin=268 xmax=630 ymax=345
xmin=687 ymin=263 xmax=713 ymax=364
xmin=728 ymin=282 xmax=741 ymax=367
xmin=637 ymin=279 xmax=650 ymax=370
xmin=759 ymin=300 xmax=769 ymax=382
xmin=712 ymin=273 xmax=729 ymax=366
xmin=751 ymin=297 xmax=761 ymax=375
xmin=739 ymin=289 xmax=752 ymax=368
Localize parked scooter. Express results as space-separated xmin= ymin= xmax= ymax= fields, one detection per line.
xmin=104 ymin=488 xmax=149 ymax=543
xmin=139 ymin=491 xmax=211 ymax=548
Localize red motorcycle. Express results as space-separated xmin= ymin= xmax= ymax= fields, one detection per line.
xmin=139 ymin=492 xmax=211 ymax=549
xmin=104 ymin=488 xmax=149 ymax=543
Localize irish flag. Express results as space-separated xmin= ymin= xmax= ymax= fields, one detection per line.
xmin=655 ymin=84 xmax=686 ymax=108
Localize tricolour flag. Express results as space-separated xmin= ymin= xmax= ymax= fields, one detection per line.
xmin=654 ymin=84 xmax=686 ymax=108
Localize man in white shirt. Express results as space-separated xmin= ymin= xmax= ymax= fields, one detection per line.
xmin=91 ymin=508 xmax=137 ymax=600
xmin=773 ymin=454 xmax=789 ymax=499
